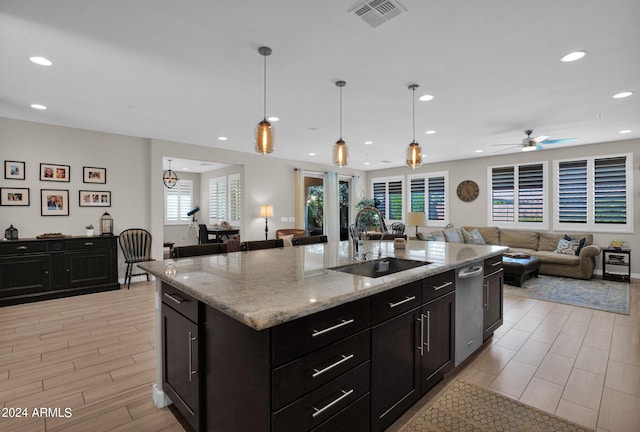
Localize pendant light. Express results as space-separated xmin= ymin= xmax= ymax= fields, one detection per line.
xmin=255 ymin=46 xmax=274 ymax=155
xmin=332 ymin=80 xmax=348 ymax=167
xmin=163 ymin=159 xmax=179 ymax=189
xmin=406 ymin=84 xmax=423 ymax=169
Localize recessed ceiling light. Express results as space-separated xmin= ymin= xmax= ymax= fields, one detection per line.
xmin=425 ymin=130 xmax=436 ymax=135
xmin=29 ymin=56 xmax=52 ymax=66
xmin=267 ymin=116 xmax=279 ymax=122
xmin=613 ymin=91 xmax=633 ymax=99
xmin=364 ymin=141 xmax=373 ymax=145
xmin=308 ymin=152 xmax=316 ymax=156
xmin=418 ymin=94 xmax=434 ymax=102
xmin=560 ymin=50 xmax=586 ymax=62
xmin=364 ymin=162 xmax=371 ymax=165
xmin=475 ymin=149 xmax=483 ymax=153
xmin=217 ymin=136 xmax=228 ymax=141
xmin=619 ymin=130 xmax=632 ymax=134
xmin=182 ymin=168 xmax=189 ymax=170
xmin=30 ymin=104 xmax=47 ymax=110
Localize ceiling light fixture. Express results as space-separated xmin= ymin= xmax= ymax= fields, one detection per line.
xmin=560 ymin=50 xmax=586 ymax=62
xmin=217 ymin=136 xmax=227 ymax=141
xmin=255 ymin=46 xmax=274 ymax=155
xmin=333 ymin=80 xmax=348 ymax=167
xmin=406 ymin=84 xmax=423 ymax=169
xmin=425 ymin=130 xmax=436 ymax=134
xmin=29 ymin=56 xmax=52 ymax=66
xmin=30 ymin=104 xmax=47 ymax=110
xmin=163 ymin=159 xmax=179 ymax=189
xmin=364 ymin=141 xmax=373 ymax=145
xmin=619 ymin=130 xmax=632 ymax=134
xmin=613 ymin=91 xmax=633 ymax=99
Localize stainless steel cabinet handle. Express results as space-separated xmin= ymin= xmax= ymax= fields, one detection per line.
xmin=433 ymin=281 xmax=452 ymax=291
xmin=84 ymin=242 xmax=94 ymax=246
xmin=188 ymin=331 xmax=197 ymax=382
xmin=311 ymin=389 xmax=354 ymax=418
xmin=484 ymin=281 xmax=489 ymax=309
xmin=419 ymin=314 xmax=424 ymax=356
xmin=388 ymin=295 xmax=416 ymax=308
xmin=164 ymin=292 xmax=184 ymax=304
xmin=312 ymin=354 xmax=354 ymax=378
xmin=17 ymin=246 xmax=28 ymax=251
xmin=312 ymin=319 xmax=354 ymax=338
xmin=426 ymin=310 xmax=431 ymax=352
xmin=491 ymin=260 xmax=502 ymax=267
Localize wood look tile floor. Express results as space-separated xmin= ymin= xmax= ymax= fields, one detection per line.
xmin=1 ymin=280 xmax=639 ymax=432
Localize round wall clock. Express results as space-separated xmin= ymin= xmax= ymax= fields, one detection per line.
xmin=456 ymin=180 xmax=479 ymax=202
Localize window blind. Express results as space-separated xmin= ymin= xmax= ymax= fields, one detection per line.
xmin=373 ymin=181 xmax=387 ymax=218
xmin=209 ymin=177 xmax=227 ymax=222
xmin=410 ymin=177 xmax=425 ymax=212
xmin=165 ymin=180 xmax=193 ymax=223
xmin=491 ymin=166 xmax=514 ymax=222
xmin=228 ymin=174 xmax=241 ymax=222
xmin=594 ymin=156 xmax=627 ymax=224
xmin=428 ymin=176 xmax=445 ymax=221
xmin=518 ymin=164 xmax=544 ymax=222
xmin=558 ymin=160 xmax=587 ymax=223
xmin=388 ymin=180 xmax=403 ymax=220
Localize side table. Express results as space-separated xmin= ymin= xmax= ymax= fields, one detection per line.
xmin=602 ymin=248 xmax=631 ymax=282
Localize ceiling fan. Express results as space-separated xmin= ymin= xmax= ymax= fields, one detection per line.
xmin=493 ymin=129 xmax=577 ymax=152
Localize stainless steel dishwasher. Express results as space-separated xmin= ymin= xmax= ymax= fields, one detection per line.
xmin=455 ymin=260 xmax=484 ymax=366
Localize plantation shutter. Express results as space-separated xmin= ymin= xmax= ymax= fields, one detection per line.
xmin=491 ymin=166 xmax=514 ymax=222
xmin=209 ymin=177 xmax=227 ymax=222
xmin=228 ymin=174 xmax=241 ymax=222
xmin=410 ymin=177 xmax=425 ymax=212
xmin=518 ymin=164 xmax=543 ymax=222
xmin=165 ymin=180 xmax=193 ymax=223
xmin=558 ymin=160 xmax=587 ymax=224
xmin=428 ymin=176 xmax=445 ymax=221
xmin=594 ymin=156 xmax=627 ymax=224
xmin=388 ymin=180 xmax=403 ymax=220
xmin=373 ymin=181 xmax=386 ymax=218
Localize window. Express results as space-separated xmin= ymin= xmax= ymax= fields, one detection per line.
xmin=554 ymin=154 xmax=632 ymax=232
xmin=371 ymin=177 xmax=403 ymax=221
xmin=408 ymin=172 xmax=448 ymax=225
xmin=209 ymin=174 xmax=241 ymax=224
xmin=165 ymin=179 xmax=193 ymax=224
xmin=489 ymin=162 xmax=546 ymax=229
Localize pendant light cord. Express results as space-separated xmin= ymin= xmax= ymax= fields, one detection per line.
xmin=339 ymin=85 xmax=343 ymax=139
xmin=412 ymin=86 xmax=416 ymax=142
xmin=263 ymin=53 xmax=267 ymax=120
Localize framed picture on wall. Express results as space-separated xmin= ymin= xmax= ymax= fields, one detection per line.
xmin=0 ymin=188 xmax=30 ymax=206
xmin=83 ymin=166 xmax=106 ymax=184
xmin=41 ymin=189 xmax=69 ymax=216
xmin=40 ymin=163 xmax=70 ymax=182
xmin=79 ymin=190 xmax=111 ymax=207
xmin=4 ymin=161 xmax=25 ymax=180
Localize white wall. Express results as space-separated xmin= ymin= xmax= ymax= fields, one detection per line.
xmin=366 ymin=138 xmax=640 ymax=276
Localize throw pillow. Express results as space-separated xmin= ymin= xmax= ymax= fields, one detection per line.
xmin=443 ymin=229 xmax=464 ymax=243
xmin=462 ymin=228 xmax=486 ymax=245
xmin=281 ymin=234 xmax=294 ymax=247
xmin=563 ymin=234 xmax=586 ymax=255
xmin=426 ymin=231 xmax=445 ymax=242
xmin=555 ymin=238 xmax=580 ymax=255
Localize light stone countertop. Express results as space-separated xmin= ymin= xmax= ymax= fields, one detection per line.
xmin=139 ymin=240 xmax=507 ymax=330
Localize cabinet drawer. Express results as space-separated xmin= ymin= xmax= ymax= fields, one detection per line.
xmin=0 ymin=241 xmax=49 ymax=255
xmin=272 ymin=329 xmax=370 ymax=410
xmin=162 ymin=283 xmax=200 ymax=322
xmin=272 ymin=361 xmax=370 ymax=432
xmin=66 ymin=237 xmax=110 ymax=250
xmin=310 ymin=393 xmax=370 ymax=432
xmin=370 ymin=280 xmax=421 ymax=325
xmin=484 ymin=255 xmax=503 ymax=276
xmin=272 ymin=298 xmax=370 ymax=366
xmin=422 ymin=270 xmax=455 ymax=303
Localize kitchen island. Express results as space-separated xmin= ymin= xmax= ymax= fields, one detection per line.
xmin=140 ymin=240 xmax=506 ymax=432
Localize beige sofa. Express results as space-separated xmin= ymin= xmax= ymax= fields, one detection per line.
xmin=417 ymin=226 xmax=601 ymax=280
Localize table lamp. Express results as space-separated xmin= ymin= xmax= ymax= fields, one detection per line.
xmin=406 ymin=212 xmax=425 ymax=237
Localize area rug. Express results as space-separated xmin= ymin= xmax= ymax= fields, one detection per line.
xmin=504 ymin=275 xmax=629 ymax=315
xmin=400 ymin=380 xmax=592 ymax=432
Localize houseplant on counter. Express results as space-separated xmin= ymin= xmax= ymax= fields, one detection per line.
xmin=86 ymin=224 xmax=94 ymax=236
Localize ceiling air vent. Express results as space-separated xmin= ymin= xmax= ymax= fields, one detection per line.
xmin=350 ymin=0 xmax=407 ymax=28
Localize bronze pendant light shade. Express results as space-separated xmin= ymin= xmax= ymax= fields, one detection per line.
xmin=406 ymin=84 xmax=423 ymax=169
xmin=332 ymin=80 xmax=348 ymax=167
xmin=255 ymin=46 xmax=274 ymax=155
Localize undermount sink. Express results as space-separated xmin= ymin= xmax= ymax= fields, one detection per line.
xmin=330 ymin=257 xmax=430 ymax=278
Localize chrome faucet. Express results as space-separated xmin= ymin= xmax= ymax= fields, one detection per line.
xmin=351 ymin=206 xmax=388 ymax=260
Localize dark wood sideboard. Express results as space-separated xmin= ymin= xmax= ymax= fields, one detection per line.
xmin=0 ymin=235 xmax=120 ymax=306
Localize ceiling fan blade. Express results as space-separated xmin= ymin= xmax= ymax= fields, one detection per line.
xmin=536 ymin=144 xmax=543 ymax=151
xmin=539 ymin=138 xmax=577 ymax=144
xmin=533 ymin=135 xmax=549 ymax=143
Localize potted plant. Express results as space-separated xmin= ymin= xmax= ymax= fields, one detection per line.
xmin=86 ymin=224 xmax=94 ymax=236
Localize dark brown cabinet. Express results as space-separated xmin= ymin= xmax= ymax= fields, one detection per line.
xmin=420 ymin=290 xmax=455 ymax=394
xmin=0 ymin=236 xmax=119 ymax=306
xmin=161 ymin=284 xmax=203 ymax=432
xmin=483 ymin=256 xmax=504 ymax=341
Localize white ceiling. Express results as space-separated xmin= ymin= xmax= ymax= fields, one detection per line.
xmin=1 ymin=0 xmax=638 ymax=171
